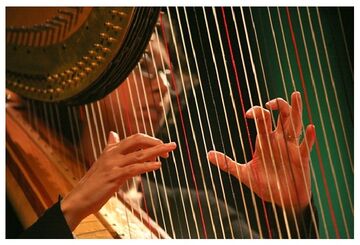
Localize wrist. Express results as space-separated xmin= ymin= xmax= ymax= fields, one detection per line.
xmin=60 ymin=194 xmax=84 ymax=231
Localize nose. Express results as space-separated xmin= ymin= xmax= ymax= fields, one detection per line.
xmin=157 ymin=70 xmax=171 ymax=94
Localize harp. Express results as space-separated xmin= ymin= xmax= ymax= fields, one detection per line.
xmin=6 ymin=7 xmax=354 ymax=239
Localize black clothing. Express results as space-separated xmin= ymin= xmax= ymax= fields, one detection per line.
xmin=19 ymin=196 xmax=73 ymax=239
xmin=142 ymin=180 xmax=318 ymax=239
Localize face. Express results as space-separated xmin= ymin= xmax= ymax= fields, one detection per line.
xmin=115 ymin=38 xmax=171 ymax=137
xmin=115 ymin=35 xmax=172 ymax=138
xmin=81 ymin=33 xmax=173 ymax=165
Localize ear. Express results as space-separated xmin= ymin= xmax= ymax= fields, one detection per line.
xmin=108 ymin=131 xmax=120 ymax=144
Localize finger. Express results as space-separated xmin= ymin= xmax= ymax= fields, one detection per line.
xmin=112 ymin=133 xmax=164 ymax=154
xmin=300 ymin=124 xmax=316 ymax=159
xmin=290 ymin=91 xmax=303 ymax=136
xmin=107 ymin=131 xmax=120 ymax=144
xmin=265 ymin=97 xmax=291 ymax=117
xmin=207 ymin=150 xmax=250 ymax=187
xmin=121 ymin=142 xmax=177 ymax=166
xmin=117 ymin=161 xmax=162 ymax=181
xmin=291 ymin=91 xmax=302 ymax=116
xmin=265 ymin=97 xmax=291 ymax=132
xmin=246 ymin=106 xmax=272 ymax=136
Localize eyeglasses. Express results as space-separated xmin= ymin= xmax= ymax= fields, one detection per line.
xmin=138 ymin=53 xmax=182 ymax=95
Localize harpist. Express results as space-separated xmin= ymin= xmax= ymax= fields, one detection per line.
xmin=6 ymin=7 xmax=322 ymax=239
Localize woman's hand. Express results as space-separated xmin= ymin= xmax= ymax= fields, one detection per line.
xmin=208 ymin=92 xmax=316 ymax=213
xmin=61 ymin=132 xmax=177 ymax=231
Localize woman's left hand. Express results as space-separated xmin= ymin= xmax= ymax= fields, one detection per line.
xmin=208 ymin=91 xmax=316 ymax=213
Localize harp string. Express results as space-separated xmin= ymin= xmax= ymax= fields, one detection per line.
xmin=96 ymin=87 xmax=159 ymax=238
xmin=262 ymin=6 xmax=318 ymax=237
xmin=247 ymin=6 xmax=304 ymax=237
xmin=170 ymin=7 xmax=232 ymax=238
xmin=211 ymin=7 xmax=261 ymax=237
xmin=289 ymin=7 xmax=346 ymax=238
xmin=213 ymin=6 xmax=281 ymax=237
xmin=337 ymin=8 xmax=354 ymax=81
xmin=294 ymin=7 xmax=328 ymax=238
xmin=204 ymin=6 xmax=257 ymax=237
xmin=219 ymin=6 xmax=278 ymax=237
xmin=124 ymin=72 xmax=156 ymax=230
xmin=242 ymin=7 xmax=296 ymax=237
xmin=160 ymin=12 xmax=209 ymax=238
xmin=89 ymin=103 xmax=103 ymax=156
xmin=201 ymin=6 xmax=265 ymax=238
xmin=315 ymin=8 xmax=354 ymax=211
xmin=145 ymin=40 xmax=191 ymax=238
xmin=193 ymin=8 xmax=262 ymax=238
xmin=304 ymin=10 xmax=341 ymax=238
xmin=54 ymin=105 xmax=73 ymax=175
xmin=73 ymin=107 xmax=88 ymax=170
xmin=182 ymin=6 xmax=245 ymax=238
xmin=237 ymin=7 xmax=298 ymax=237
xmin=305 ymin=7 xmax=345 ymax=238
xmin=266 ymin=7 xmax=315 ymax=237
xmin=66 ymin=106 xmax=86 ymax=176
xmin=275 ymin=6 xmax=312 ymax=236
xmin=112 ymin=87 xmax=139 ymax=238
xmin=84 ymin=105 xmax=99 ymax=161
xmin=240 ymin=7 xmax=303 ymax=237
xmin=98 ymin=90 xmax=152 ymax=238
xmin=42 ymin=103 xmax=51 ymax=148
xmin=193 ymin=8 xmax=245 ymax=238
xmin=155 ymin=25 xmax=201 ymax=238
xmin=108 ymin=94 xmax=121 ymax=136
xmin=136 ymin=62 xmax=178 ymax=237
xmin=105 ymin=93 xmax=132 ymax=223
xmin=93 ymin=100 xmax=143 ymax=236
xmin=115 ymin=75 xmax=155 ymax=238
xmin=109 ymin=86 xmax=142 ymax=229
xmin=166 ymin=9 xmax=222 ymax=238
xmin=214 ymin=6 xmax=280 ymax=238
xmin=95 ymin=101 xmax=107 ymax=145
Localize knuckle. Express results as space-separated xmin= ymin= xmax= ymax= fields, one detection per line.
xmin=134 ymin=151 xmax=145 ymax=162
xmin=131 ymin=133 xmax=144 ymax=141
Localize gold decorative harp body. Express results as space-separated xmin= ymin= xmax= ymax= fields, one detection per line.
xmin=6 ymin=7 xmax=354 ymax=239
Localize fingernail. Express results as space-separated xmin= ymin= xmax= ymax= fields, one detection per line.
xmin=167 ymin=142 xmax=177 ymax=148
xmin=267 ymin=99 xmax=276 ymax=107
xmin=245 ymin=108 xmax=252 ymax=117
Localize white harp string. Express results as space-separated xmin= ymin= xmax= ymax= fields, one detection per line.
xmin=316 ymin=7 xmax=354 ymax=211
xmin=237 ymin=7 xmax=294 ymax=238
xmin=171 ymin=7 xmax=229 ymax=238
xmin=136 ymin=61 xmax=178 ymax=237
xmin=295 ymin=7 xmax=331 ymax=238
xmin=155 ymin=25 xmax=201 ymax=238
xmin=306 ymin=7 xmax=350 ymax=237
xmin=147 ymin=38 xmax=192 ymax=238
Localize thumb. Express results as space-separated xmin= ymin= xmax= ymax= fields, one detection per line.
xmin=207 ymin=150 xmax=250 ymax=187
xmin=108 ymin=131 xmax=120 ymax=144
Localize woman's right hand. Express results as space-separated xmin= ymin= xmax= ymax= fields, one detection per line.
xmin=61 ymin=132 xmax=177 ymax=231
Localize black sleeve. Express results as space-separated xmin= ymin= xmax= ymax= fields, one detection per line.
xmin=261 ymin=197 xmax=319 ymax=238
xmin=19 ymin=196 xmax=74 ymax=239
